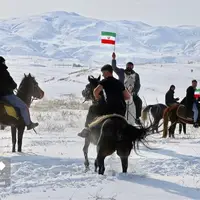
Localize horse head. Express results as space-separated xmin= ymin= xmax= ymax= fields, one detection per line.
xmin=82 ymin=75 xmax=101 ymax=102
xmin=17 ymin=73 xmax=44 ymax=106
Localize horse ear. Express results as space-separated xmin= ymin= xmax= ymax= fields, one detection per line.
xmin=98 ymin=75 xmax=101 ymax=81
xmin=88 ymin=75 xmax=91 ymax=82
xmin=28 ymin=73 xmax=31 ymax=77
xmin=24 ymin=73 xmax=27 ymax=77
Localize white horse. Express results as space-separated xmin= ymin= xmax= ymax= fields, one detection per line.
xmin=124 ymin=72 xmax=137 ymax=126
xmin=125 ymin=95 xmax=136 ymax=126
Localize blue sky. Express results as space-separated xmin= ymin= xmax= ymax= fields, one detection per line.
xmin=1 ymin=0 xmax=199 ymax=26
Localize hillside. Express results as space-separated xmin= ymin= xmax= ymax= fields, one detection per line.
xmin=1 ymin=11 xmax=200 ymax=64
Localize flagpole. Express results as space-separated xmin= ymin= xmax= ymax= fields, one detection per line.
xmin=113 ymin=26 xmax=117 ymax=53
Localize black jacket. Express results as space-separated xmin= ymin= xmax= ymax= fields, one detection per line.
xmin=165 ymin=89 xmax=178 ymax=106
xmin=0 ymin=63 xmax=17 ymax=96
xmin=185 ymin=86 xmax=196 ymax=110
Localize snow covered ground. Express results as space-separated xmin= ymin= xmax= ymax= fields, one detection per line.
xmin=0 ymin=57 xmax=200 ymax=199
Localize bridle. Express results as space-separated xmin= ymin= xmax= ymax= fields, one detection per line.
xmin=14 ymin=89 xmax=39 ymax=103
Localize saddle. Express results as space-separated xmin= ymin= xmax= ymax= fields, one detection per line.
xmin=0 ymin=100 xmax=19 ymax=120
xmin=176 ymin=104 xmax=194 ymax=124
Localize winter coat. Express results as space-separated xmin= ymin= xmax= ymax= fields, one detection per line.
xmin=185 ymin=86 xmax=196 ymax=111
xmin=0 ymin=63 xmax=17 ymax=96
xmin=165 ymin=89 xmax=178 ymax=106
xmin=111 ymin=59 xmax=140 ymax=95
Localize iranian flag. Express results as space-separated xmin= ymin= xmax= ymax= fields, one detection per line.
xmin=101 ymin=31 xmax=116 ymax=45
xmin=194 ymin=89 xmax=200 ymax=99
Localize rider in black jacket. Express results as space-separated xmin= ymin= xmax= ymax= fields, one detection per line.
xmin=165 ymin=85 xmax=179 ymax=106
xmin=185 ymin=80 xmax=199 ymax=127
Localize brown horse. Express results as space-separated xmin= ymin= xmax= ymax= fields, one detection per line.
xmin=142 ymin=103 xmax=186 ymax=134
xmin=0 ymin=73 xmax=44 ymax=152
xmin=162 ymin=103 xmax=194 ymax=138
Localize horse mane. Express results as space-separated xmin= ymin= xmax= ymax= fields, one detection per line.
xmin=88 ymin=114 xmax=127 ymax=128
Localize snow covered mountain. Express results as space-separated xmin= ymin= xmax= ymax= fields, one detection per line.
xmin=1 ymin=11 xmax=200 ymax=64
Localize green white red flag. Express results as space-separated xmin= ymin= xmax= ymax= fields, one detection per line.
xmin=101 ymin=31 xmax=116 ymax=45
xmin=194 ymin=89 xmax=200 ymax=99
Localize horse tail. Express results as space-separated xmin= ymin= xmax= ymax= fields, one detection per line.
xmin=163 ymin=108 xmax=169 ymax=138
xmin=141 ymin=105 xmax=153 ymax=122
xmin=124 ymin=122 xmax=154 ymax=155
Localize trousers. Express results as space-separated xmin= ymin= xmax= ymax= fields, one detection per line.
xmin=133 ymin=95 xmax=142 ymax=118
xmin=192 ymin=102 xmax=198 ymax=123
xmin=1 ymin=94 xmax=31 ymax=125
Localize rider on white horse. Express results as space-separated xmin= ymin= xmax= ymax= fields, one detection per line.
xmin=111 ymin=52 xmax=142 ymax=125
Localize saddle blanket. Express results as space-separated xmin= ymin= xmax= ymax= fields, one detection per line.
xmin=88 ymin=114 xmax=126 ymax=128
xmin=0 ymin=102 xmax=19 ymax=120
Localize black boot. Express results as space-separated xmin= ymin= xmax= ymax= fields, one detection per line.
xmin=27 ymin=122 xmax=39 ymax=130
xmin=135 ymin=118 xmax=142 ymax=125
xmin=193 ymin=122 xmax=199 ymax=128
xmin=77 ymin=127 xmax=90 ymax=138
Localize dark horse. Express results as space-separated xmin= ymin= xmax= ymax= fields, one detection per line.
xmin=82 ymin=75 xmax=154 ymax=175
xmin=0 ymin=73 xmax=44 ymax=152
xmin=162 ymin=100 xmax=195 ymax=138
xmin=141 ymin=103 xmax=186 ymax=134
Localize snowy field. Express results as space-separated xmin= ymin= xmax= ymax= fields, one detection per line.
xmin=0 ymin=56 xmax=200 ymax=200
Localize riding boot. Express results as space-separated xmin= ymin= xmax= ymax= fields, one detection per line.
xmin=78 ymin=104 xmax=100 ymax=138
xmin=77 ymin=127 xmax=91 ymax=138
xmin=27 ymin=122 xmax=39 ymax=130
xmin=0 ymin=125 xmax=5 ymax=130
xmin=193 ymin=122 xmax=199 ymax=128
xmin=133 ymin=95 xmax=142 ymax=120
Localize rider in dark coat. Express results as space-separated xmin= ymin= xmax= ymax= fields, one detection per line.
xmin=185 ymin=80 xmax=199 ymax=127
xmin=0 ymin=56 xmax=38 ymax=130
xmin=78 ymin=64 xmax=130 ymax=138
xmin=0 ymin=57 xmax=17 ymax=96
xmin=165 ymin=85 xmax=179 ymax=106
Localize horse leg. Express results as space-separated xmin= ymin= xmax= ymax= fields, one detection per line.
xmin=179 ymin=123 xmax=182 ymax=134
xmin=171 ymin=123 xmax=176 ymax=138
xmin=183 ymin=123 xmax=186 ymax=134
xmin=17 ymin=125 xmax=25 ymax=152
xmin=120 ymin=156 xmax=128 ymax=173
xmin=154 ymin=118 xmax=161 ymax=133
xmin=169 ymin=126 xmax=172 ymax=138
xmin=96 ymin=154 xmax=105 ymax=175
xmin=94 ymin=158 xmax=98 ymax=172
xmin=11 ymin=127 xmax=17 ymax=152
xmin=163 ymin=110 xmax=169 ymax=138
xmin=83 ymin=136 xmax=90 ymax=171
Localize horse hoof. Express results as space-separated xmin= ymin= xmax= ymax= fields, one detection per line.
xmin=85 ymin=167 xmax=90 ymax=172
xmin=12 ymin=149 xmax=15 ymax=153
